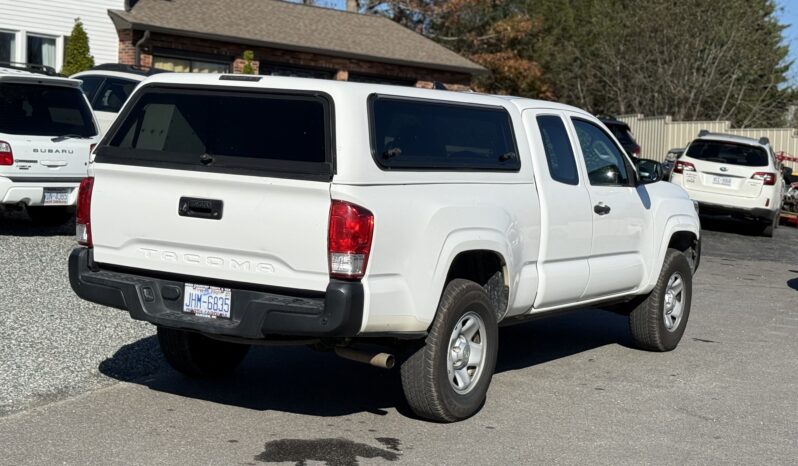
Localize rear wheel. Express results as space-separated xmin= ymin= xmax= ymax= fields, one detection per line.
xmin=26 ymin=206 xmax=73 ymax=226
xmin=157 ymin=327 xmax=250 ymax=378
xmin=400 ymin=279 xmax=498 ymax=422
xmin=761 ymin=215 xmax=777 ymax=237
xmin=629 ymin=248 xmax=692 ymax=352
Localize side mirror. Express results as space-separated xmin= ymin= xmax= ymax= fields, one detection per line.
xmin=636 ymin=158 xmax=663 ymax=184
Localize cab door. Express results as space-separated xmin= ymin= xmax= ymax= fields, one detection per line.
xmin=524 ymin=110 xmax=593 ymax=308
xmin=565 ymin=114 xmax=650 ymax=299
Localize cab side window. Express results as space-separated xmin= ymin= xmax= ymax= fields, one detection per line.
xmin=572 ymin=119 xmax=631 ymax=186
xmin=537 ymin=115 xmax=579 ymax=185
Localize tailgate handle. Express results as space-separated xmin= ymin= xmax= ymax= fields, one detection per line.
xmin=179 ymin=197 xmax=223 ymax=220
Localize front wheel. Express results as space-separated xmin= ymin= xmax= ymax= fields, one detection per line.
xmin=629 ymin=248 xmax=693 ymax=351
xmin=157 ymin=327 xmax=250 ymax=378
xmin=400 ymin=279 xmax=498 ymax=422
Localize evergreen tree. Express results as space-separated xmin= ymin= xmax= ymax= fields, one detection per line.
xmin=62 ymin=19 xmax=94 ymax=76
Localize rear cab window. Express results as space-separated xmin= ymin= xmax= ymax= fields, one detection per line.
xmin=685 ymin=140 xmax=769 ymax=167
xmin=0 ymin=82 xmax=97 ymax=137
xmin=97 ymin=85 xmax=334 ymax=180
xmin=370 ymin=95 xmax=520 ymax=171
xmin=536 ymin=115 xmax=579 ymax=185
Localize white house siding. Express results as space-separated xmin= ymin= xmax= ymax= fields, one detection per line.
xmin=0 ymin=0 xmax=124 ymax=72
xmin=619 ymin=114 xmax=798 ymax=172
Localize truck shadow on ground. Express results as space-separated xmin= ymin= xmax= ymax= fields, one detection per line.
xmin=0 ymin=210 xmax=74 ymax=237
xmin=99 ymin=308 xmax=633 ymax=419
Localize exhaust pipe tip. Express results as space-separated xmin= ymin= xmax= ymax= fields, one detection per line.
xmin=335 ymin=347 xmax=395 ymax=369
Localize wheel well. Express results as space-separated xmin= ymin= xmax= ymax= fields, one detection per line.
xmin=668 ymin=231 xmax=700 ymax=272
xmin=445 ymin=250 xmax=508 ymax=320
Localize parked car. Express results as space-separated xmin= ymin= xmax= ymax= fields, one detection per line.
xmin=69 ymin=74 xmax=701 ymax=422
xmin=599 ymin=116 xmax=641 ymax=158
xmin=0 ymin=62 xmax=99 ymax=225
xmin=662 ymin=147 xmax=684 ymax=180
xmin=670 ymin=130 xmax=783 ymax=236
xmin=70 ymin=64 xmax=165 ymax=135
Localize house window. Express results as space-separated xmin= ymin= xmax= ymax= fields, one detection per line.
xmin=27 ymin=35 xmax=56 ymax=69
xmin=0 ymin=31 xmax=16 ymax=63
xmin=153 ymin=55 xmax=230 ymax=73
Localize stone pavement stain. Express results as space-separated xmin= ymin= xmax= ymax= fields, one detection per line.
xmin=255 ymin=438 xmax=400 ymax=465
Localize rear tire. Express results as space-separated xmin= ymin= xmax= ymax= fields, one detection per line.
xmin=26 ymin=206 xmax=72 ymax=226
xmin=761 ymin=215 xmax=777 ymax=237
xmin=629 ymin=248 xmax=692 ymax=352
xmin=400 ymin=279 xmax=498 ymax=422
xmin=157 ymin=327 xmax=250 ymax=378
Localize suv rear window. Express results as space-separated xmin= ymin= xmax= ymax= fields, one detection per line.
xmin=100 ymin=86 xmax=333 ymax=180
xmin=370 ymin=96 xmax=519 ymax=171
xmin=0 ymin=83 xmax=96 ymax=137
xmin=685 ymin=140 xmax=768 ymax=167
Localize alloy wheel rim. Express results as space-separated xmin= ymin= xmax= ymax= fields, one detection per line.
xmin=663 ymin=272 xmax=685 ymax=332
xmin=447 ymin=311 xmax=487 ymax=394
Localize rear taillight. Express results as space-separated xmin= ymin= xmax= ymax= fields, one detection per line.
xmin=0 ymin=141 xmax=13 ymax=166
xmin=90 ymin=143 xmax=97 ymax=155
xmin=328 ymin=200 xmax=374 ymax=280
xmin=633 ymin=144 xmax=641 ymax=156
xmin=76 ymin=177 xmax=94 ymax=247
xmin=751 ymin=172 xmax=776 ymax=186
xmin=673 ymin=161 xmax=696 ymax=174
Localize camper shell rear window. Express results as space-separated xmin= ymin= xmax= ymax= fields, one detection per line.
xmin=96 ymin=85 xmax=334 ymax=180
xmin=369 ymin=95 xmax=520 ymax=171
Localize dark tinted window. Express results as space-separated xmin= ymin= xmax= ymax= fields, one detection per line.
xmin=685 ymin=140 xmax=768 ymax=167
xmin=0 ymin=83 xmax=96 ymax=136
xmin=572 ymin=119 xmax=631 ymax=186
xmin=77 ymin=76 xmax=104 ymax=102
xmin=93 ymin=77 xmax=137 ymax=112
xmin=537 ymin=115 xmax=578 ymax=185
xmin=103 ymin=87 xmax=331 ymax=178
xmin=371 ymin=96 xmax=519 ymax=171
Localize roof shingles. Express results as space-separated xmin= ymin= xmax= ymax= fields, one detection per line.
xmin=110 ymin=0 xmax=485 ymax=75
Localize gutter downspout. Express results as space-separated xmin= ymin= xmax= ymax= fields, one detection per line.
xmin=134 ymin=30 xmax=150 ymax=67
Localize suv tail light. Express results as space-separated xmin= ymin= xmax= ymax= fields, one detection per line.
xmin=673 ymin=161 xmax=696 ymax=174
xmin=0 ymin=141 xmax=13 ymax=166
xmin=632 ymin=144 xmax=641 ymax=156
xmin=751 ymin=172 xmax=777 ymax=186
xmin=328 ymin=200 xmax=374 ymax=280
xmin=76 ymin=177 xmax=94 ymax=247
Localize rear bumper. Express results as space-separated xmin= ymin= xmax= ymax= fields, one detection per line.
xmin=696 ymin=201 xmax=777 ymax=221
xmin=0 ymin=177 xmax=80 ymax=206
xmin=68 ymin=247 xmax=364 ymax=340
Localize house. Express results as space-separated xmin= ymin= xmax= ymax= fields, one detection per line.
xmin=1 ymin=0 xmax=485 ymax=88
xmin=0 ymin=0 xmax=124 ymax=71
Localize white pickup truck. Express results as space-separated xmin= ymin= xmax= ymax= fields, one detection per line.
xmin=69 ymin=74 xmax=701 ymax=422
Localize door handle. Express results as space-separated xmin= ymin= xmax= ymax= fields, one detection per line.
xmin=594 ymin=203 xmax=611 ymax=215
xmin=178 ymin=197 xmax=224 ymax=220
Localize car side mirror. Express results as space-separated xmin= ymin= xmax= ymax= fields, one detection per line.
xmin=636 ymin=158 xmax=663 ymax=184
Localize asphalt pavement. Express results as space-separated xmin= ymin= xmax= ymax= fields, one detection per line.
xmin=0 ymin=209 xmax=796 ymax=465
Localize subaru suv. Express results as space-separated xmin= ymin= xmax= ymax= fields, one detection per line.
xmin=670 ymin=131 xmax=783 ymax=236
xmin=0 ymin=63 xmax=99 ymax=225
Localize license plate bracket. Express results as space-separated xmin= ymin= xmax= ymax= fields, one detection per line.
xmin=183 ymin=283 xmax=232 ymax=319
xmin=43 ymin=189 xmax=70 ymax=205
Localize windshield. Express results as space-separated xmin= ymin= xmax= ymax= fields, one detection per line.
xmin=0 ymin=83 xmax=96 ymax=137
xmin=685 ymin=140 xmax=768 ymax=167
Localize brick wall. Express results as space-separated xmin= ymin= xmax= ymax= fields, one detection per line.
xmin=119 ymin=30 xmax=472 ymax=87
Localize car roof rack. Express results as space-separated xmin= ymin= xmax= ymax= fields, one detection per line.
xmin=0 ymin=61 xmax=59 ymax=76
xmin=89 ymin=63 xmax=168 ymax=76
xmin=697 ymin=129 xmax=709 ymax=137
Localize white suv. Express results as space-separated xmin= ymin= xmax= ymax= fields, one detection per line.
xmin=70 ymin=64 xmax=165 ymax=135
xmin=670 ymin=131 xmax=783 ymax=236
xmin=0 ymin=63 xmax=99 ymax=225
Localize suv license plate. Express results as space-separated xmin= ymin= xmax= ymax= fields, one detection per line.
xmin=712 ymin=176 xmax=732 ymax=187
xmin=183 ymin=284 xmax=232 ymax=319
xmin=43 ymin=189 xmax=70 ymax=205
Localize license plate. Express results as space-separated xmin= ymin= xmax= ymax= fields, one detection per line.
xmin=712 ymin=176 xmax=732 ymax=187
xmin=183 ymin=284 xmax=232 ymax=319
xmin=43 ymin=189 xmax=70 ymax=205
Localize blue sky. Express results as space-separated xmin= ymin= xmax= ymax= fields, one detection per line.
xmin=777 ymin=0 xmax=798 ymax=82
